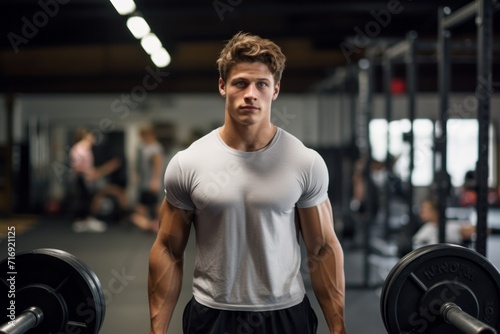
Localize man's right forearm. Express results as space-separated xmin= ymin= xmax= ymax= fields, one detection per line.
xmin=148 ymin=242 xmax=184 ymax=334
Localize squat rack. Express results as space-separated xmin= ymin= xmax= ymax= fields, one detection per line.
xmin=314 ymin=0 xmax=498 ymax=288
xmin=436 ymin=0 xmax=497 ymax=256
xmin=381 ymin=31 xmax=419 ymax=239
xmin=376 ymin=0 xmax=498 ymax=257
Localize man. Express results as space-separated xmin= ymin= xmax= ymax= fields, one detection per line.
xmin=130 ymin=125 xmax=164 ymax=232
xmin=148 ymin=32 xmax=346 ymax=334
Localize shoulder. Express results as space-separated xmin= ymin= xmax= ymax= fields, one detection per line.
xmin=70 ymin=142 xmax=88 ymax=156
xmin=276 ymin=128 xmax=317 ymax=157
xmin=277 ymin=129 xmax=325 ymax=166
xmin=417 ymin=223 xmax=436 ymax=235
xmin=276 ymin=128 xmax=305 ymax=147
xmin=169 ymin=130 xmax=216 ymax=166
xmin=150 ymin=141 xmax=164 ymax=154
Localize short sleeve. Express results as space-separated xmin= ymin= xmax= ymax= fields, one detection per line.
xmin=296 ymin=151 xmax=329 ymax=208
xmin=164 ymin=153 xmax=195 ymax=210
xmin=152 ymin=142 xmax=164 ymax=156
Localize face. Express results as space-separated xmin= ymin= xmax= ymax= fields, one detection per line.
xmin=419 ymin=201 xmax=437 ymax=223
xmin=84 ymin=132 xmax=96 ymax=145
xmin=140 ymin=132 xmax=152 ymax=143
xmin=219 ymin=62 xmax=280 ymax=127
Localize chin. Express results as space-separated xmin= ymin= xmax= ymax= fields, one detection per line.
xmin=234 ymin=115 xmax=259 ymax=126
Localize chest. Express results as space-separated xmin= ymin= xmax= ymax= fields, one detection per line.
xmin=189 ymin=157 xmax=304 ymax=212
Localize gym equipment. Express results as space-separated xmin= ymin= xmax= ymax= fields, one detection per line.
xmin=438 ymin=0 xmax=495 ymax=255
xmin=0 ymin=249 xmax=105 ymax=334
xmin=381 ymin=244 xmax=500 ymax=333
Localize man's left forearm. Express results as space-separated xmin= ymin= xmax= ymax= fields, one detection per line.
xmin=308 ymin=240 xmax=346 ymax=334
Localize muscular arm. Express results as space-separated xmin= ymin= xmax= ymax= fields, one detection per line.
xmin=298 ymin=199 xmax=346 ymax=334
xmin=148 ymin=198 xmax=193 ymax=334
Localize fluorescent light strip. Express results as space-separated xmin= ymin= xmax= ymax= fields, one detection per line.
xmin=127 ymin=16 xmax=151 ymax=39
xmin=141 ymin=33 xmax=162 ymax=54
xmin=151 ymin=48 xmax=171 ymax=68
xmin=109 ymin=1 xmax=171 ymax=67
xmin=109 ymin=0 xmax=136 ymax=15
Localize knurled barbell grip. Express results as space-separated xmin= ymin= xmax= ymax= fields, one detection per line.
xmin=441 ymin=302 xmax=497 ymax=334
xmin=0 ymin=307 xmax=44 ymax=334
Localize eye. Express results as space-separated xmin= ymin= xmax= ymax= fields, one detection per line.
xmin=234 ymin=81 xmax=247 ymax=87
xmin=257 ymin=82 xmax=268 ymax=88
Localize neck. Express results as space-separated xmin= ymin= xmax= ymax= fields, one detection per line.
xmin=219 ymin=122 xmax=277 ymax=152
xmin=79 ymin=139 xmax=92 ymax=148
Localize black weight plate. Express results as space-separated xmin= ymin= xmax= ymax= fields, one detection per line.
xmin=380 ymin=244 xmax=474 ymax=329
xmin=16 ymin=284 xmax=68 ymax=334
xmin=381 ymin=244 xmax=500 ymax=334
xmin=381 ymin=244 xmax=498 ymax=333
xmin=31 ymin=248 xmax=106 ymax=334
xmin=0 ymin=248 xmax=106 ymax=334
xmin=39 ymin=248 xmax=106 ymax=332
xmin=380 ymin=244 xmax=431 ymax=329
xmin=1 ymin=277 xmax=9 ymax=318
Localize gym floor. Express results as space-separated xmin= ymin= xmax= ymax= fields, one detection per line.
xmin=2 ymin=217 xmax=500 ymax=334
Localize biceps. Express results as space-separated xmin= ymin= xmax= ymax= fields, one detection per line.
xmin=156 ymin=199 xmax=192 ymax=258
xmin=297 ymin=199 xmax=336 ymax=254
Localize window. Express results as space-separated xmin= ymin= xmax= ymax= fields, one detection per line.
xmin=446 ymin=119 xmax=496 ymax=187
xmin=370 ymin=118 xmax=434 ymax=186
xmin=369 ymin=118 xmax=497 ymax=188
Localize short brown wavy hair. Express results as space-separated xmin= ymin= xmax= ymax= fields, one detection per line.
xmin=217 ymin=32 xmax=286 ymax=85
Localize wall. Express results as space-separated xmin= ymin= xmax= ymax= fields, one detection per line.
xmin=5 ymin=92 xmax=500 ymax=205
xmin=12 ymin=93 xmax=323 ymax=201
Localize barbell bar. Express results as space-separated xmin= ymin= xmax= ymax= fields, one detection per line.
xmin=441 ymin=302 xmax=495 ymax=334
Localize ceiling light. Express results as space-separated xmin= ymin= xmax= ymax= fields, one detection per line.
xmin=109 ymin=0 xmax=136 ymax=15
xmin=141 ymin=33 xmax=162 ymax=54
xmin=126 ymin=16 xmax=151 ymax=39
xmin=151 ymin=48 xmax=171 ymax=68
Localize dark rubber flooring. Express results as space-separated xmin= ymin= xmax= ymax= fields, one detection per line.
xmin=2 ymin=216 xmax=499 ymax=333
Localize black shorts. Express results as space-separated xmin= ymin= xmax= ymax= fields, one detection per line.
xmin=182 ymin=296 xmax=318 ymax=334
xmin=73 ymin=174 xmax=95 ymax=220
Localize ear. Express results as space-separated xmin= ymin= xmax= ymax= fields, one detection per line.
xmin=218 ymin=77 xmax=226 ymax=97
xmin=272 ymin=81 xmax=280 ymax=101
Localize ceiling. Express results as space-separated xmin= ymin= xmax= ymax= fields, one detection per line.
xmin=1 ymin=0 xmax=497 ymax=94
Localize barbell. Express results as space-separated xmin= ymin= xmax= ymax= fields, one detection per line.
xmin=381 ymin=243 xmax=500 ymax=334
xmin=1 ymin=244 xmax=499 ymax=334
xmin=0 ymin=249 xmax=105 ymax=334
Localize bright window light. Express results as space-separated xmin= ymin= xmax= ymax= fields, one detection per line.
xmin=151 ymin=48 xmax=171 ymax=68
xmin=109 ymin=0 xmax=136 ymax=15
xmin=369 ymin=118 xmax=434 ymax=186
xmin=141 ymin=33 xmax=162 ymax=54
xmin=447 ymin=119 xmax=496 ymax=187
xmin=126 ymin=16 xmax=151 ymax=39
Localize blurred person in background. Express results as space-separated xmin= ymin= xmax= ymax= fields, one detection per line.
xmin=130 ymin=125 xmax=164 ymax=232
xmin=70 ymin=127 xmax=121 ymax=232
xmin=412 ymin=196 xmax=476 ymax=249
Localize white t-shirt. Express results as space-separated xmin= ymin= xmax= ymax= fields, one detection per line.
xmin=164 ymin=128 xmax=329 ymax=311
xmin=138 ymin=141 xmax=164 ymax=190
xmin=412 ymin=221 xmax=464 ymax=249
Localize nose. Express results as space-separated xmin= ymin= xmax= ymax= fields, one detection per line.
xmin=243 ymin=83 xmax=257 ymax=101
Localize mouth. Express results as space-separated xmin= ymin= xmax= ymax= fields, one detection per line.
xmin=239 ymin=105 xmax=260 ymax=111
